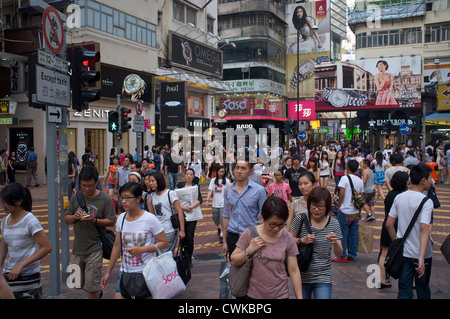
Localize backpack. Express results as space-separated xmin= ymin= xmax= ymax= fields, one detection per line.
xmin=153 ymin=152 xmax=160 ymax=163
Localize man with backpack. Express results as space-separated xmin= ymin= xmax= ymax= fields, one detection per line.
xmin=386 ymin=163 xmax=434 ymax=299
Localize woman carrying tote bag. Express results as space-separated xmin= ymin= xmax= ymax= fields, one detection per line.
xmin=100 ymin=182 xmax=168 ymax=299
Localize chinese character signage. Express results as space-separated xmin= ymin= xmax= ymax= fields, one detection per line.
xmin=288 ymin=100 xmax=316 ymax=120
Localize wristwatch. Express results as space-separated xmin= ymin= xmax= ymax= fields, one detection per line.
xmin=244 ymin=249 xmax=250 ymax=257
xmin=322 ymin=88 xmax=367 ymax=108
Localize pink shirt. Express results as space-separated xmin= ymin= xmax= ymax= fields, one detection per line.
xmin=236 ymin=227 xmax=298 ymax=299
xmin=266 ymin=182 xmax=292 ymax=205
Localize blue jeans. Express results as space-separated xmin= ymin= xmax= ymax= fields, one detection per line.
xmin=302 ymin=283 xmax=332 ymax=299
xmin=168 ymin=172 xmax=179 ymax=190
xmin=398 ymin=257 xmax=432 ymax=299
xmin=336 ymin=211 xmax=358 ymax=259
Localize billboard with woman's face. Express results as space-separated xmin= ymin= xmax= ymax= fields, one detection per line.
xmin=286 ymin=2 xmax=331 ymax=99
xmin=315 ymin=55 xmax=422 ymax=111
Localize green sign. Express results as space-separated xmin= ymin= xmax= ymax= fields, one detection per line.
xmin=0 ymin=117 xmax=19 ymax=125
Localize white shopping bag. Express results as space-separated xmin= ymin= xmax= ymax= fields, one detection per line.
xmin=143 ymin=250 xmax=186 ymax=299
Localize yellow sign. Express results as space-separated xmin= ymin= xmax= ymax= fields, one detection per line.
xmin=438 ymin=85 xmax=450 ymax=111
xmin=310 ymin=120 xmax=320 ymax=130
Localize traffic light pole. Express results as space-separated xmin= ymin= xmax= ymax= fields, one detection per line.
xmin=116 ymin=94 xmax=122 ymax=156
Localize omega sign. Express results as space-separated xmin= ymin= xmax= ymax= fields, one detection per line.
xmin=171 ymin=33 xmax=223 ymax=79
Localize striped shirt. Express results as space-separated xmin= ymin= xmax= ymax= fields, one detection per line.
xmin=290 ymin=213 xmax=342 ymax=284
xmin=1 ymin=212 xmax=44 ymax=275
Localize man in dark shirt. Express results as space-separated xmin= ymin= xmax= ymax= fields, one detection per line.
xmin=284 ymin=154 xmax=307 ymax=198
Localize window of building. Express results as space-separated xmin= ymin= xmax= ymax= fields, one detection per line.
xmin=425 ymin=23 xmax=450 ymax=42
xmin=173 ymin=1 xmax=185 ymax=23
xmin=80 ymin=0 xmax=157 ymax=48
xmin=186 ymin=7 xmax=196 ymax=25
xmin=207 ymin=17 xmax=215 ymax=34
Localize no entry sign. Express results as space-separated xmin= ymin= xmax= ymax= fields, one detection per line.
xmin=42 ymin=6 xmax=64 ymax=54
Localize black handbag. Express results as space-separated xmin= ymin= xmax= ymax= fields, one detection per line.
xmin=173 ymin=241 xmax=191 ymax=285
xmin=297 ymin=213 xmax=314 ymax=272
xmin=168 ymin=190 xmax=185 ymax=230
xmin=384 ymin=197 xmax=429 ymax=279
xmin=76 ymin=190 xmax=115 ymax=260
xmin=440 ymin=234 xmax=450 ymax=264
xmin=119 ymin=212 xmax=151 ymax=299
xmin=427 ymin=185 xmax=440 ymax=209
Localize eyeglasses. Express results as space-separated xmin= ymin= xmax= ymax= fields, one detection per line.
xmin=267 ymin=222 xmax=287 ymax=229
xmin=80 ymin=183 xmax=96 ymax=189
xmin=310 ymin=203 xmax=327 ymax=210
xmin=118 ymin=196 xmax=137 ymax=202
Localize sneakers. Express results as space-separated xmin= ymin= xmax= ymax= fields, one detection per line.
xmin=331 ymin=256 xmax=357 ymax=263
xmin=331 ymin=257 xmax=347 ymax=263
xmin=364 ymin=214 xmax=376 ymax=221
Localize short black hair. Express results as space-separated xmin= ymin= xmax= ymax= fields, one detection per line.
xmin=261 ymin=196 xmax=289 ymax=221
xmin=390 ymin=171 xmax=409 ymax=191
xmin=78 ymin=165 xmax=98 ymax=182
xmin=0 ymin=183 xmax=32 ymax=212
xmin=347 ymin=159 xmax=359 ymax=173
xmin=410 ymin=163 xmax=431 ymax=185
xmin=307 ymin=187 xmax=332 ymax=215
xmin=119 ymin=182 xmax=143 ymax=198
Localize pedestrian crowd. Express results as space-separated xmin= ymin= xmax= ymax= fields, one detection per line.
xmin=0 ymin=139 xmax=448 ymax=300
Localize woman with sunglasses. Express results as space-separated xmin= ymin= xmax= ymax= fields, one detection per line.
xmin=289 ymin=187 xmax=343 ymax=299
xmin=231 ymin=196 xmax=302 ymax=299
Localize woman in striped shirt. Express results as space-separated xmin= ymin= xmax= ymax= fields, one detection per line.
xmin=289 ymin=187 xmax=343 ymax=299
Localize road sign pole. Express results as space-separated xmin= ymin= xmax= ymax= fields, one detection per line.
xmin=59 ymin=107 xmax=70 ymax=284
xmin=46 ymin=111 xmax=60 ymax=297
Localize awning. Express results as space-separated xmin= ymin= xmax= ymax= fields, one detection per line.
xmin=425 ymin=112 xmax=450 ymax=125
xmin=153 ymin=68 xmax=231 ymax=91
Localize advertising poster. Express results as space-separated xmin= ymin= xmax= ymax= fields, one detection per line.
xmin=424 ymin=63 xmax=450 ymax=85
xmin=285 ymin=2 xmax=331 ymax=99
xmin=315 ymin=55 xmax=422 ymax=111
xmin=160 ymin=81 xmax=187 ymax=133
xmin=187 ymin=96 xmax=204 ymax=117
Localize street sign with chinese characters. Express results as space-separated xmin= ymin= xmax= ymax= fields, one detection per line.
xmin=36 ymin=65 xmax=71 ymax=107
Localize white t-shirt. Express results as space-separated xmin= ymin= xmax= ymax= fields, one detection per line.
xmin=388 ymin=190 xmax=433 ymax=259
xmin=338 ymin=174 xmax=364 ymax=215
xmin=150 ymin=189 xmax=179 ymax=234
xmin=320 ymin=161 xmax=330 ymax=176
xmin=372 ymin=159 xmax=387 ymax=172
xmin=1 ymin=212 xmax=44 ymax=275
xmin=116 ymin=212 xmax=164 ymax=273
xmin=208 ymin=177 xmax=230 ymax=208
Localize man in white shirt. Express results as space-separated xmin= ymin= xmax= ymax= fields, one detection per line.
xmin=386 ymin=163 xmax=434 ymax=299
xmin=332 ymin=159 xmax=364 ymax=263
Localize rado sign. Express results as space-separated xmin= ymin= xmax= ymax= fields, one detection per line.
xmin=171 ymin=33 xmax=223 ymax=79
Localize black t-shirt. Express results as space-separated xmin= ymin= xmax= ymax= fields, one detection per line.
xmin=284 ymin=166 xmax=308 ymax=197
xmin=289 ymin=146 xmax=298 ymax=156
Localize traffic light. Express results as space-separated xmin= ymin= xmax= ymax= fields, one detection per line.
xmin=289 ymin=123 xmax=295 ymax=134
xmin=283 ymin=122 xmax=290 ymax=134
xmin=71 ymin=46 xmax=101 ymax=111
xmin=120 ymin=107 xmax=132 ymax=133
xmin=108 ymin=111 xmax=119 ymax=133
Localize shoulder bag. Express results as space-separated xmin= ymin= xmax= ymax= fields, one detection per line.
xmin=76 ymin=190 xmax=115 ymax=260
xmin=228 ymin=225 xmax=259 ymax=297
xmin=347 ymin=175 xmax=366 ymax=210
xmin=296 ymin=213 xmax=314 ymax=272
xmin=384 ymin=197 xmax=429 ymax=279
xmin=119 ymin=212 xmax=152 ymax=299
xmin=168 ymin=190 xmax=186 ymax=230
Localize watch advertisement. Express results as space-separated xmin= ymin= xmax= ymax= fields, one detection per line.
xmin=160 ymin=81 xmax=187 ymax=133
xmin=285 ymin=1 xmax=331 ymax=99
xmin=101 ymin=64 xmax=153 ymax=103
xmin=9 ymin=128 xmax=33 ymax=171
xmin=170 ymin=33 xmax=223 ymax=79
xmin=315 ymin=55 xmax=422 ymax=111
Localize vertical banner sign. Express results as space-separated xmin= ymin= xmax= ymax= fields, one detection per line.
xmin=160 ymin=81 xmax=187 ymax=133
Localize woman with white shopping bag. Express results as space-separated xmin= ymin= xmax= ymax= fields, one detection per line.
xmin=100 ymin=182 xmax=168 ymax=299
